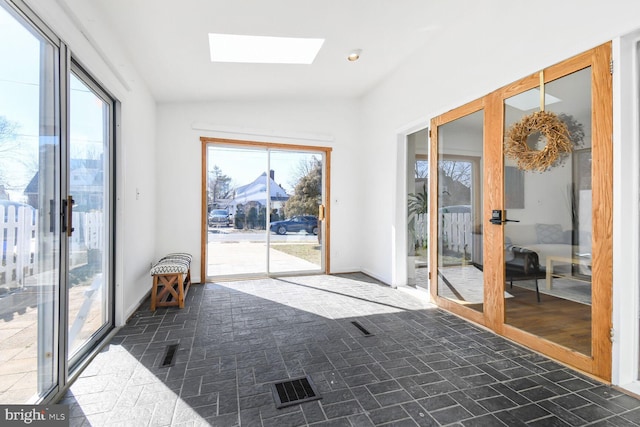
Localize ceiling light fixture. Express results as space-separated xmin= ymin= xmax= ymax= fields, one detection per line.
xmin=347 ymin=49 xmax=362 ymax=62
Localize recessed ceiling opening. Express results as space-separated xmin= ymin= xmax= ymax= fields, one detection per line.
xmin=208 ymin=33 xmax=324 ymax=64
xmin=505 ymin=88 xmax=562 ymax=111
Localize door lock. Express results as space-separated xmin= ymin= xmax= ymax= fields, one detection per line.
xmin=490 ymin=209 xmax=520 ymax=225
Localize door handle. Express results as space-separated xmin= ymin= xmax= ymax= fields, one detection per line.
xmin=489 ymin=209 xmax=520 ymax=225
xmin=50 ymin=199 xmax=56 ymax=233
xmin=66 ymin=195 xmax=75 ymax=237
xmin=318 ymin=204 xmax=325 ymax=221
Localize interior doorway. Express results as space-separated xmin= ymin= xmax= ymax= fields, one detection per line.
xmin=407 ymin=129 xmax=429 ymax=290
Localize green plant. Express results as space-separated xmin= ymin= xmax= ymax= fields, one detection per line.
xmin=408 ymin=184 xmax=428 ymax=252
xmin=408 ymin=184 xmax=428 ymax=219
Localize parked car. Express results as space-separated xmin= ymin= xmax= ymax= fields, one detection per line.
xmin=208 ymin=209 xmax=231 ymax=227
xmin=270 ymin=215 xmax=319 ymax=235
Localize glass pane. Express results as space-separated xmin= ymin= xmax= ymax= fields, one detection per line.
xmin=68 ymin=72 xmax=110 ymax=361
xmin=268 ymin=150 xmax=323 ymax=274
xmin=407 ymin=129 xmax=429 ymax=289
xmin=503 ymin=68 xmax=592 ymax=356
xmin=206 ymin=146 xmax=268 ymax=277
xmin=0 ymin=3 xmax=60 ymax=402
xmin=437 ymin=110 xmax=484 ymax=311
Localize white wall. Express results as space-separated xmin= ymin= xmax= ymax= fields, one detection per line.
xmin=613 ymin=31 xmax=640 ymax=393
xmin=360 ymin=1 xmax=640 ymax=284
xmin=25 ymin=0 xmax=158 ymax=325
xmin=23 ymin=0 xmax=640 ymax=388
xmin=507 ymin=166 xmax=574 ymax=228
xmin=359 ymin=1 xmax=640 ymax=386
xmin=155 ymin=99 xmax=362 ymax=282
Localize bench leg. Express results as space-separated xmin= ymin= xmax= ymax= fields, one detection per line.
xmin=177 ymin=274 xmax=185 ymax=308
xmin=151 ymin=275 xmax=159 ymax=311
xmin=151 ymin=273 xmax=188 ymax=310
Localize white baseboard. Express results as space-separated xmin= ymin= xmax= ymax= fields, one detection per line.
xmin=359 ymin=268 xmax=393 ymax=287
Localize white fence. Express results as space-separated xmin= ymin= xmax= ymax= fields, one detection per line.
xmin=438 ymin=212 xmax=473 ymax=256
xmin=71 ymin=211 xmax=104 ymax=251
xmin=0 ymin=205 xmax=37 ymax=289
xmin=0 ymin=205 xmax=103 ymax=289
xmin=413 ymin=213 xmax=428 ymax=249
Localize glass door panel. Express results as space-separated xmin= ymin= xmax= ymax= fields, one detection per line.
xmin=503 ymin=68 xmax=592 ymax=356
xmin=436 ymin=110 xmax=484 ymax=312
xmin=268 ymin=150 xmax=323 ymax=274
xmin=206 ymin=146 xmax=268 ymax=277
xmin=407 ymin=129 xmax=429 ymax=289
xmin=0 ymin=3 xmax=60 ymax=402
xmin=205 ymin=143 xmax=327 ymax=279
xmin=67 ymin=71 xmax=111 ymax=363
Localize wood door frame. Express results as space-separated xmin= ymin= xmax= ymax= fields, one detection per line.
xmin=200 ymin=137 xmax=332 ymax=281
xmin=429 ymin=43 xmax=613 ymax=381
xmin=429 ymin=98 xmax=486 ymax=327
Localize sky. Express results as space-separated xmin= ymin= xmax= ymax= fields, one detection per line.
xmin=0 ymin=5 xmax=106 ymax=202
xmin=207 ymin=145 xmax=322 ymax=195
xmin=1 ymin=4 xmax=319 ymax=204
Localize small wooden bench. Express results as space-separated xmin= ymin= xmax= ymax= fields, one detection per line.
xmin=150 ymin=253 xmax=192 ymax=311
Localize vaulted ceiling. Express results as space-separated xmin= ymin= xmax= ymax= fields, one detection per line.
xmin=92 ymin=0 xmax=452 ymax=102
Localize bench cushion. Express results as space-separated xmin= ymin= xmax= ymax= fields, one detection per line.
xmin=161 ymin=252 xmax=192 ymax=263
xmin=150 ymin=261 xmax=189 ymax=275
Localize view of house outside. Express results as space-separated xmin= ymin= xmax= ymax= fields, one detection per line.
xmin=205 ymin=145 xmax=324 ymax=278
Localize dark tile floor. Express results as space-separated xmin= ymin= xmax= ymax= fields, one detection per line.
xmin=61 ymin=273 xmax=640 ymax=426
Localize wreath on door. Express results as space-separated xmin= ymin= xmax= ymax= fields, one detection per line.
xmin=504 ymin=72 xmax=577 ymax=172
xmin=505 ymin=110 xmax=572 ymax=172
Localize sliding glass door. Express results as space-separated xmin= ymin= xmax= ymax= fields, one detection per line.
xmin=205 ymin=146 xmax=269 ymax=276
xmin=203 ymin=140 xmax=329 ymax=280
xmin=0 ymin=2 xmax=60 ymax=402
xmin=268 ymin=150 xmax=324 ymax=275
xmin=0 ymin=0 xmax=114 ymax=403
xmin=67 ymin=68 xmax=113 ymax=366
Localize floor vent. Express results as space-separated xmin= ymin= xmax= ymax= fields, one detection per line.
xmin=161 ymin=344 xmax=179 ymax=367
xmin=351 ymin=321 xmax=373 ymax=337
xmin=271 ymin=376 xmax=321 ymax=409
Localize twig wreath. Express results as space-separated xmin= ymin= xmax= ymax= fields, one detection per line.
xmin=505 ymin=71 xmax=573 ymax=172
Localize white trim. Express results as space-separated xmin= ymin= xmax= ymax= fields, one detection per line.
xmin=191 ymin=122 xmax=334 ymax=143
xmin=361 ymin=267 xmax=394 ymax=288
xmin=54 ymin=0 xmax=131 ymax=92
xmin=612 ymin=31 xmax=640 ymax=391
xmin=392 ymin=119 xmax=430 ymax=288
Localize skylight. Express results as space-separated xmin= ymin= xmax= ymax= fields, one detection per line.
xmin=505 ymin=88 xmax=561 ymax=111
xmin=208 ymin=33 xmax=324 ymax=64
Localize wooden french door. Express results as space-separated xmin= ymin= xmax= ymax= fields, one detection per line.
xmin=429 ymin=43 xmax=612 ymax=380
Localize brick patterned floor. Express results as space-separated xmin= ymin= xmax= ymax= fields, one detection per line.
xmin=60 ymin=273 xmax=640 ymax=426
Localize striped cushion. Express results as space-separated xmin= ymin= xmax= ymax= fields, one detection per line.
xmin=150 ymin=261 xmax=188 ymax=275
xmin=161 ymin=253 xmax=192 ymax=264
